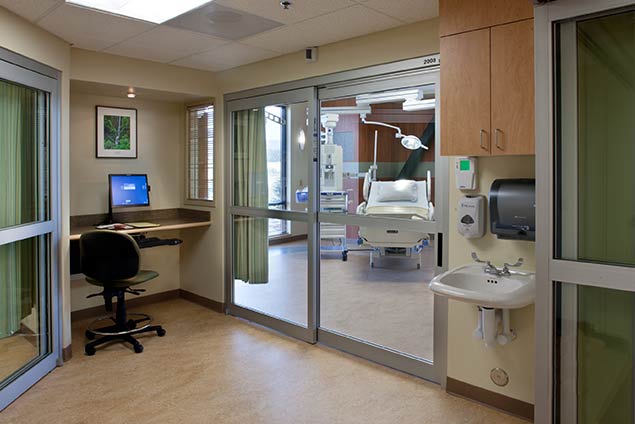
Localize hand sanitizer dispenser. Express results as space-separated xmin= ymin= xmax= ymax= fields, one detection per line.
xmin=455 ymin=157 xmax=477 ymax=190
xmin=458 ymin=195 xmax=485 ymax=239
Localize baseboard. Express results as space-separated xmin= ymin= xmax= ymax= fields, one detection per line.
xmin=71 ymin=289 xmax=224 ymax=322
xmin=179 ymin=289 xmax=225 ymax=313
xmin=71 ymin=289 xmax=181 ymax=321
xmin=62 ymin=344 xmax=73 ymax=362
xmin=446 ymin=377 xmax=534 ymax=421
xmin=19 ymin=323 xmax=38 ymax=348
xmin=269 ymin=234 xmax=308 ymax=246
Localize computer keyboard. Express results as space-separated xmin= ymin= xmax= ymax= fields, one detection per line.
xmin=136 ymin=237 xmax=182 ymax=249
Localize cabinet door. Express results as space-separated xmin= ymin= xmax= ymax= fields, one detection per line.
xmin=490 ymin=0 xmax=534 ymax=27
xmin=491 ymin=19 xmax=534 ymax=155
xmin=439 ymin=0 xmax=491 ymax=37
xmin=440 ymin=29 xmax=491 ymax=156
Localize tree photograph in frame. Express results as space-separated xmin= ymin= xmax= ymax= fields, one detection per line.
xmin=96 ymin=106 xmax=137 ymax=158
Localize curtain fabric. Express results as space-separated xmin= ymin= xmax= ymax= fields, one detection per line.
xmin=0 ymin=80 xmax=40 ymax=338
xmin=233 ymin=108 xmax=269 ymax=284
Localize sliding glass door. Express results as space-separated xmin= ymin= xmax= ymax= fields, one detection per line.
xmin=226 ymin=88 xmax=318 ymax=342
xmin=225 ymin=58 xmax=446 ymax=383
xmin=536 ymin=3 xmax=635 ymax=422
xmin=317 ymin=70 xmax=447 ymax=382
xmin=0 ymin=54 xmax=60 ymax=410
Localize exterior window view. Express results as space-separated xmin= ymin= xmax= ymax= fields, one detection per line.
xmin=0 ymin=0 xmax=632 ymax=423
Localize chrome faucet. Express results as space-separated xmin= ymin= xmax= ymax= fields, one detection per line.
xmin=471 ymin=252 xmax=525 ymax=276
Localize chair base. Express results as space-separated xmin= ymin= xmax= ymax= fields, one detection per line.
xmin=85 ymin=324 xmax=165 ymax=355
xmin=84 ymin=287 xmax=166 ymax=355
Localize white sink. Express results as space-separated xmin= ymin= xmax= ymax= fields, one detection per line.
xmin=429 ymin=264 xmax=535 ymax=309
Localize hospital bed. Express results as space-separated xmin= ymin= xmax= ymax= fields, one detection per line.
xmin=356 ymin=179 xmax=433 ymax=269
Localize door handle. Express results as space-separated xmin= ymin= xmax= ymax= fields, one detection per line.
xmin=494 ymin=128 xmax=503 ymax=150
xmin=479 ymin=129 xmax=488 ymax=151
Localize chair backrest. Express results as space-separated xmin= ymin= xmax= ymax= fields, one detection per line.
xmin=80 ymin=231 xmax=140 ymax=281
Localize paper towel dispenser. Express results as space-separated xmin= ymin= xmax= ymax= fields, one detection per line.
xmin=489 ymin=179 xmax=535 ymax=241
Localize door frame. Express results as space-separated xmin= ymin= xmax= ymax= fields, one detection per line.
xmin=534 ymin=1 xmax=635 ymax=422
xmin=224 ymin=55 xmax=447 ymax=385
xmin=0 ymin=48 xmax=61 ymax=411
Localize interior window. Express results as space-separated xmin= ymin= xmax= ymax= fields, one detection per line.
xmin=265 ymin=105 xmax=288 ymax=236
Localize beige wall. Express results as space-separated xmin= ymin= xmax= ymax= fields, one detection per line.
xmin=69 ymin=91 xmax=186 ymax=310
xmin=447 ymin=156 xmax=536 ymax=403
xmin=70 ymin=92 xmax=184 ymax=215
xmin=0 ymin=7 xmax=73 ymax=349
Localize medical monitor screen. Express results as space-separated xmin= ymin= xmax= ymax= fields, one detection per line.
xmin=110 ymin=174 xmax=150 ymax=208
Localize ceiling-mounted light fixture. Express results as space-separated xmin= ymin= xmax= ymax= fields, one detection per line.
xmin=402 ymin=98 xmax=436 ymax=111
xmin=65 ymin=0 xmax=210 ymax=24
xmin=361 ymin=117 xmax=427 ymax=151
xmin=280 ymin=1 xmax=292 ymax=10
xmin=127 ymin=87 xmax=136 ymax=99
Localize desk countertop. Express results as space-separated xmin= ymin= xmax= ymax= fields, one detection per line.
xmin=69 ymin=208 xmax=211 ymax=240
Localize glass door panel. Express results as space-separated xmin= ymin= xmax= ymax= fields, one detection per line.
xmin=0 ymin=236 xmax=48 ymax=386
xmin=0 ymin=60 xmax=58 ymax=411
xmin=227 ymin=87 xmax=316 ymax=343
xmin=553 ymin=7 xmax=635 ymax=423
xmin=317 ymin=77 xmax=445 ymax=381
xmin=320 ymin=228 xmax=435 ymax=360
xmin=233 ymin=216 xmax=308 ymax=327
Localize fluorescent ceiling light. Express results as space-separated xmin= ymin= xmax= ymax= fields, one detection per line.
xmin=356 ymin=89 xmax=422 ymax=106
xmin=66 ymin=0 xmax=211 ymax=24
xmin=403 ymin=98 xmax=436 ymax=111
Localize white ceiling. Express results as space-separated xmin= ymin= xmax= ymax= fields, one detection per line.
xmin=0 ymin=0 xmax=438 ymax=72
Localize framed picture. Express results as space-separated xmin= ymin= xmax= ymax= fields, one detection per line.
xmin=96 ymin=106 xmax=137 ymax=158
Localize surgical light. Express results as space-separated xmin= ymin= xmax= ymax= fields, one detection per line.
xmin=65 ymin=0 xmax=210 ymax=24
xmin=400 ymin=135 xmax=423 ymax=150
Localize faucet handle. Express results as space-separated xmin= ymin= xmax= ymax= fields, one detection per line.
xmin=504 ymin=258 xmax=524 ymax=268
xmin=471 ymin=252 xmax=485 ymax=263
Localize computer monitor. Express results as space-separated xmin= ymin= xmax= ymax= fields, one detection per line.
xmin=109 ymin=174 xmax=150 ymax=208
xmin=102 ymin=174 xmax=150 ymax=224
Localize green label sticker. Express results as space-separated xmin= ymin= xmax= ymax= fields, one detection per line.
xmin=460 ymin=160 xmax=470 ymax=171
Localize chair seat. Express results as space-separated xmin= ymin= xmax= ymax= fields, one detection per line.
xmin=85 ymin=270 xmax=159 ymax=288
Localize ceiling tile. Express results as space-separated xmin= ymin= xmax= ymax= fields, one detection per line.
xmin=292 ymin=5 xmax=402 ymax=47
xmin=172 ymin=42 xmax=279 ymax=71
xmin=104 ymin=26 xmax=228 ymax=63
xmin=361 ymin=0 xmax=438 ymax=24
xmin=214 ymin=0 xmax=356 ymax=25
xmin=241 ymin=26 xmax=311 ymax=54
xmin=165 ymin=3 xmax=282 ymax=41
xmin=38 ymin=4 xmax=154 ymax=51
xmin=0 ymin=0 xmax=61 ymax=22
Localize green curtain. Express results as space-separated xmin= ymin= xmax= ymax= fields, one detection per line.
xmin=0 ymin=80 xmax=40 ymax=338
xmin=233 ymin=108 xmax=269 ymax=284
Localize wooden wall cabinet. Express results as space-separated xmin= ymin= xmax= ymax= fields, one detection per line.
xmin=440 ymin=19 xmax=534 ymax=156
xmin=439 ymin=0 xmax=533 ymax=37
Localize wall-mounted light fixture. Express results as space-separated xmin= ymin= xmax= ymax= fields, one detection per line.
xmin=127 ymin=87 xmax=136 ymax=99
xmin=298 ymin=129 xmax=306 ymax=151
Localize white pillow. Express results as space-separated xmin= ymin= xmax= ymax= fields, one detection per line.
xmin=375 ymin=180 xmax=418 ymax=202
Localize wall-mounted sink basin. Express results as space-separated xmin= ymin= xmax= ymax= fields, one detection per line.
xmin=429 ymin=264 xmax=535 ymax=309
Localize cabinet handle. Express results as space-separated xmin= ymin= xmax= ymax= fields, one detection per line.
xmin=495 ymin=128 xmax=504 ymax=150
xmin=479 ymin=129 xmax=488 ymax=150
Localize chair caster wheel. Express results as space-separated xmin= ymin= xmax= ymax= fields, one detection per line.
xmin=133 ymin=344 xmax=144 ymax=354
xmin=157 ymin=328 xmax=166 ymax=337
xmin=85 ymin=330 xmax=95 ymax=340
xmin=85 ymin=346 xmax=96 ymax=356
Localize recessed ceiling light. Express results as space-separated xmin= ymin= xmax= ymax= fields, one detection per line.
xmin=65 ymin=0 xmax=211 ymax=24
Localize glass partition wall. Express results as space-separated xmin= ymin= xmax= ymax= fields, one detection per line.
xmin=0 ymin=55 xmax=60 ymax=410
xmin=536 ymin=4 xmax=635 ymax=422
xmin=225 ymin=60 xmax=447 ymax=383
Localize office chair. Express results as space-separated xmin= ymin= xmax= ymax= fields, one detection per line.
xmin=80 ymin=230 xmax=166 ymax=355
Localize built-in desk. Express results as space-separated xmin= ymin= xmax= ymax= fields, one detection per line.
xmin=69 ymin=208 xmax=211 ymax=274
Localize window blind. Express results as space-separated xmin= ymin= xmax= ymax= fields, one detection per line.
xmin=187 ymin=104 xmax=214 ymax=202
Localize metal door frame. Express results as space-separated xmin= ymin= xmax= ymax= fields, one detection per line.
xmin=225 ymin=87 xmax=319 ymax=343
xmin=0 ymin=48 xmax=61 ymax=411
xmin=534 ymin=1 xmax=635 ymax=422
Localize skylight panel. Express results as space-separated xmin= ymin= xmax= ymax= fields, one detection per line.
xmin=66 ymin=0 xmax=211 ymax=24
